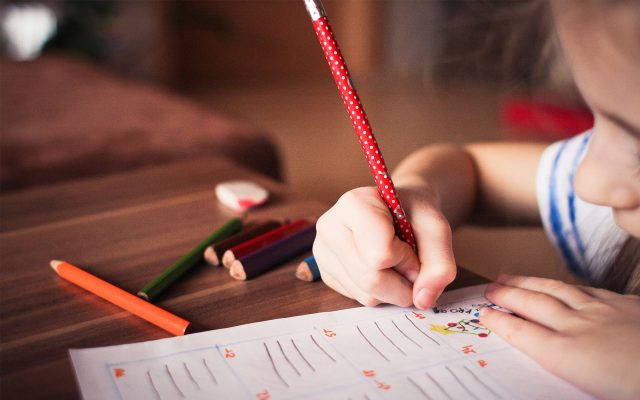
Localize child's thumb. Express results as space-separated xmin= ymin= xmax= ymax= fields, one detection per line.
xmin=411 ymin=217 xmax=457 ymax=309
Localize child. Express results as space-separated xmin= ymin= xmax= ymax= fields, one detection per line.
xmin=312 ymin=1 xmax=640 ymax=399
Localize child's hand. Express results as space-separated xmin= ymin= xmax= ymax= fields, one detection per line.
xmin=480 ymin=275 xmax=640 ymax=400
xmin=313 ymin=186 xmax=457 ymax=309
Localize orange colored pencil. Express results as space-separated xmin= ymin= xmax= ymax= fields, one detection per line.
xmin=50 ymin=260 xmax=190 ymax=336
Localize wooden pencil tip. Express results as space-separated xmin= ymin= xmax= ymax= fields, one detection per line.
xmin=50 ymin=260 xmax=63 ymax=272
xmin=183 ymin=323 xmax=192 ymax=335
xmin=137 ymin=292 xmax=150 ymax=301
xmin=221 ymin=251 xmax=234 ymax=269
xmin=203 ymin=246 xmax=219 ymax=267
xmin=183 ymin=322 xmax=203 ymax=335
xmin=229 ymin=261 xmax=247 ymax=281
xmin=295 ymin=262 xmax=313 ymax=282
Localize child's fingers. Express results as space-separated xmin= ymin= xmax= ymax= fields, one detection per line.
xmin=350 ymin=223 xmax=419 ymax=283
xmin=479 ymin=307 xmax=560 ymax=372
xmin=313 ymin=238 xmax=381 ymax=306
xmin=411 ymin=211 xmax=457 ymax=309
xmin=496 ymin=275 xmax=592 ymax=309
xmin=328 ymin=224 xmax=414 ymax=307
xmin=576 ymin=285 xmax=620 ymax=300
xmin=336 ymin=188 xmax=407 ymax=269
xmin=318 ymin=268 xmax=353 ymax=300
xmin=313 ymin=240 xmax=354 ymax=300
xmin=352 ymin=268 xmax=414 ymax=307
xmin=484 ymin=283 xmax=575 ymax=329
xmin=328 ymin=188 xmax=420 ymax=282
xmin=315 ymin=235 xmax=411 ymax=308
xmin=316 ymin=207 xmax=398 ymax=275
xmin=385 ymin=236 xmax=420 ymax=283
xmin=315 ymin=216 xmax=414 ymax=307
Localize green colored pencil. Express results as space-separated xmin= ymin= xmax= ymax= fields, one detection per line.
xmin=138 ymin=217 xmax=242 ymax=301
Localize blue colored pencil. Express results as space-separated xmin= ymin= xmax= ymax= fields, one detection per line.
xmin=295 ymin=255 xmax=321 ymax=282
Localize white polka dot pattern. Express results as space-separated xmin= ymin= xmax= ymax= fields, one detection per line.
xmin=312 ymin=17 xmax=417 ymax=252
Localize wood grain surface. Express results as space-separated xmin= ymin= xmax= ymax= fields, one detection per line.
xmin=0 ymin=157 xmax=485 ymax=399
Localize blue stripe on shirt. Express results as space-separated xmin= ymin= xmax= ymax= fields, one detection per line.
xmin=549 ymin=140 xmax=583 ymax=278
xmin=567 ymin=132 xmax=591 ymax=264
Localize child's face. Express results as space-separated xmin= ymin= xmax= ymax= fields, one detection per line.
xmin=553 ymin=2 xmax=640 ymax=237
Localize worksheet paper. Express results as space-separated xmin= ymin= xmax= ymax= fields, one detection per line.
xmin=69 ymin=285 xmax=591 ymax=399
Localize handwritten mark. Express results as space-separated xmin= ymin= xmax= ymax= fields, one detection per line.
xmin=407 ymin=376 xmax=432 ymax=400
xmin=462 ymin=345 xmax=476 ymax=355
xmin=224 ymin=348 xmax=236 ymax=358
xmin=392 ymin=320 xmax=422 ymax=349
xmin=277 ymin=340 xmax=301 ymax=376
xmin=478 ymin=360 xmax=488 ymax=368
xmin=433 ymin=304 xmax=492 ymax=315
xmin=404 ymin=315 xmax=440 ymax=345
xmin=310 ymin=334 xmax=336 ymax=362
xmin=264 ymin=342 xmax=289 ymax=388
xmin=463 ymin=365 xmax=501 ymax=398
xmin=426 ymin=372 xmax=451 ymax=400
xmin=445 ymin=366 xmax=478 ymax=400
xmin=147 ymin=370 xmax=161 ymax=400
xmin=202 ymin=358 xmax=218 ymax=384
xmin=374 ymin=380 xmax=391 ymax=390
xmin=113 ymin=368 xmax=125 ymax=378
xmin=323 ymin=328 xmax=336 ymax=337
xmin=165 ymin=364 xmax=185 ymax=398
xmin=363 ymin=370 xmax=376 ymax=377
xmin=291 ymin=339 xmax=315 ymax=372
xmin=412 ymin=311 xmax=426 ymax=319
xmin=357 ymin=325 xmax=390 ymax=362
xmin=375 ymin=322 xmax=406 ymax=356
xmin=183 ymin=361 xmax=200 ymax=390
xmin=256 ymin=389 xmax=270 ymax=400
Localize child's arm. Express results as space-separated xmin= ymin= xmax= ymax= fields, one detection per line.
xmin=393 ymin=142 xmax=546 ymax=227
xmin=313 ymin=142 xmax=547 ymax=309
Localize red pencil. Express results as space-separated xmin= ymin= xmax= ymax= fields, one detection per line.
xmin=304 ymin=0 xmax=417 ymax=252
xmin=221 ymin=219 xmax=311 ymax=268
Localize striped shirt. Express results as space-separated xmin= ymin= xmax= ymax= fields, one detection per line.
xmin=536 ymin=131 xmax=629 ymax=284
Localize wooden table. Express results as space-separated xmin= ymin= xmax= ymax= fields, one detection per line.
xmin=0 ymin=157 xmax=484 ymax=399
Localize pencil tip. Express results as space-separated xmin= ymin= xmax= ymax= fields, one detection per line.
xmin=203 ymin=246 xmax=218 ymax=266
xmin=295 ymin=262 xmax=312 ymax=281
xmin=50 ymin=260 xmax=63 ymax=271
xmin=137 ymin=292 xmax=150 ymax=301
xmin=229 ymin=261 xmax=246 ymax=280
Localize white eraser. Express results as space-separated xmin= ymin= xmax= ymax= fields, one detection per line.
xmin=215 ymin=180 xmax=269 ymax=212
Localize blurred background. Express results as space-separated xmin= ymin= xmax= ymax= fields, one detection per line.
xmin=0 ymin=0 xmax=592 ymax=282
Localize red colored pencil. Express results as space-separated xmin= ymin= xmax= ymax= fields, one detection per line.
xmin=221 ymin=219 xmax=311 ymax=268
xmin=304 ymin=0 xmax=417 ymax=252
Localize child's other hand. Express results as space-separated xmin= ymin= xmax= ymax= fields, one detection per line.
xmin=313 ymin=186 xmax=456 ymax=309
xmin=481 ymin=275 xmax=640 ymax=400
